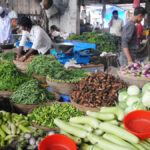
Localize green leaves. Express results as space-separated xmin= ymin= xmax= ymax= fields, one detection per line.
xmin=11 ymin=79 xmax=55 ymax=105
xmin=0 ymin=62 xmax=31 ymax=91
xmin=0 ymin=52 xmax=17 ymax=61
xmin=67 ymin=32 xmax=121 ymax=54
xmin=28 ymin=103 xmax=84 ymax=128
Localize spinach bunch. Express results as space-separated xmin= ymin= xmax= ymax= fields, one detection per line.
xmin=28 ymin=103 xmax=84 ymax=128
xmin=0 ymin=62 xmax=31 ymax=91
xmin=0 ymin=52 xmax=17 ymax=61
xmin=67 ymin=32 xmax=121 ymax=53
xmin=47 ymin=69 xmax=90 ymax=83
xmin=27 ymin=55 xmax=64 ymax=76
xmin=11 ymin=79 xmax=55 ymax=105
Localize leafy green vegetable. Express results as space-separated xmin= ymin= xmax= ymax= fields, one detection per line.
xmin=28 ymin=103 xmax=84 ymax=128
xmin=11 ymin=79 xmax=55 ymax=105
xmin=67 ymin=32 xmax=121 ymax=53
xmin=0 ymin=52 xmax=16 ymax=61
xmin=47 ymin=69 xmax=90 ymax=83
xmin=27 ymin=55 xmax=63 ymax=76
xmin=142 ymin=83 xmax=150 ymax=94
xmin=127 ymin=85 xmax=140 ymax=96
xmin=118 ymin=91 xmax=128 ymax=102
xmin=0 ymin=62 xmax=31 ymax=91
xmin=27 ymin=55 xmax=90 ymax=83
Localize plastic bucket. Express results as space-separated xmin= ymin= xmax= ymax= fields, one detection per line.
xmin=39 ymin=134 xmax=77 ymax=150
xmin=124 ymin=110 xmax=150 ymax=140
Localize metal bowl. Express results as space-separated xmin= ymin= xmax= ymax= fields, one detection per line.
xmin=0 ymin=43 xmax=14 ymax=49
xmin=54 ymin=42 xmax=74 ymax=53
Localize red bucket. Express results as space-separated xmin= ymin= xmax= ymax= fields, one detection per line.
xmin=124 ymin=110 xmax=150 ymax=140
xmin=39 ymin=134 xmax=77 ymax=150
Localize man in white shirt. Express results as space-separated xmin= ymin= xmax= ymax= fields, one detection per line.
xmin=0 ymin=6 xmax=12 ymax=44
xmin=109 ymin=10 xmax=124 ymax=37
xmin=16 ymin=17 xmax=51 ymax=62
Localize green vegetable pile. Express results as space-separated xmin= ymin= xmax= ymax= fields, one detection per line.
xmin=0 ymin=62 xmax=31 ymax=91
xmin=11 ymin=79 xmax=55 ymax=105
xmin=47 ymin=69 xmax=91 ymax=83
xmin=28 ymin=103 xmax=84 ymax=128
xmin=27 ymin=55 xmax=63 ymax=76
xmin=67 ymin=32 xmax=121 ymax=53
xmin=54 ymin=107 xmax=150 ymax=150
xmin=0 ymin=111 xmax=35 ymax=147
xmin=27 ymin=55 xmax=90 ymax=83
xmin=0 ymin=52 xmax=16 ymax=61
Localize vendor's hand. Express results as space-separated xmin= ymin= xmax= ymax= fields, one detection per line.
xmin=3 ymin=40 xmax=7 ymax=44
xmin=128 ymin=61 xmax=133 ymax=64
xmin=18 ymin=56 xmax=26 ymax=62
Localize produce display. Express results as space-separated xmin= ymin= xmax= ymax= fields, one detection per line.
xmin=54 ymin=106 xmax=150 ymax=150
xmin=118 ymin=83 xmax=150 ymax=114
xmin=0 ymin=111 xmax=36 ymax=147
xmin=71 ymin=71 xmax=127 ymax=108
xmin=27 ymin=55 xmax=63 ymax=76
xmin=11 ymin=79 xmax=55 ymax=105
xmin=0 ymin=52 xmax=16 ymax=61
xmin=119 ymin=62 xmax=150 ymax=77
xmin=47 ymin=69 xmax=91 ymax=83
xmin=67 ymin=32 xmax=121 ymax=53
xmin=0 ymin=62 xmax=31 ymax=91
xmin=28 ymin=103 xmax=84 ymax=128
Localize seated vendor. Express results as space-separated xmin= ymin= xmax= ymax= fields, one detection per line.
xmin=16 ymin=16 xmax=52 ymax=62
xmin=50 ymin=25 xmax=64 ymax=43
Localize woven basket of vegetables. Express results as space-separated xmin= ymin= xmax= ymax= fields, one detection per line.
xmin=0 ymin=91 xmax=13 ymax=98
xmin=46 ymin=78 xmax=74 ymax=95
xmin=11 ymin=79 xmax=57 ymax=114
xmin=13 ymin=60 xmax=29 ymax=73
xmin=70 ymin=99 xmax=101 ymax=112
xmin=118 ymin=72 xmax=150 ymax=88
xmin=32 ymin=74 xmax=46 ymax=84
xmin=28 ymin=102 xmax=84 ymax=131
xmin=118 ymin=62 xmax=150 ymax=88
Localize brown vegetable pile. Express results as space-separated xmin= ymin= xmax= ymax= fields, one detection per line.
xmin=71 ymin=71 xmax=127 ymax=108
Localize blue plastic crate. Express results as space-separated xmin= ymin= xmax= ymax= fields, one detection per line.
xmin=60 ymin=94 xmax=71 ymax=103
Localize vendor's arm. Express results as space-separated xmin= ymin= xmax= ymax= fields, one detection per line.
xmin=122 ymin=23 xmax=135 ymax=63
xmin=18 ymin=48 xmax=35 ymax=62
xmin=123 ymin=47 xmax=133 ymax=63
xmin=16 ymin=31 xmax=28 ymax=60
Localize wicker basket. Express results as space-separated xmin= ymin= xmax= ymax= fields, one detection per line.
xmin=0 ymin=91 xmax=13 ymax=98
xmin=46 ymin=78 xmax=74 ymax=95
xmin=117 ymin=71 xmax=150 ymax=88
xmin=32 ymin=74 xmax=46 ymax=84
xmin=13 ymin=60 xmax=29 ymax=72
xmin=12 ymin=103 xmax=40 ymax=114
xmin=70 ymin=98 xmax=101 ymax=112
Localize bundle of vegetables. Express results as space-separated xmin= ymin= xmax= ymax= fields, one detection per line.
xmin=71 ymin=71 xmax=127 ymax=108
xmin=0 ymin=62 xmax=31 ymax=91
xmin=47 ymin=69 xmax=91 ymax=83
xmin=118 ymin=83 xmax=150 ymax=113
xmin=0 ymin=111 xmax=36 ymax=148
xmin=54 ymin=107 xmax=150 ymax=150
xmin=54 ymin=106 xmax=150 ymax=150
xmin=15 ymin=130 xmax=50 ymax=150
xmin=28 ymin=103 xmax=84 ymax=128
xmin=27 ymin=55 xmax=63 ymax=76
xmin=119 ymin=62 xmax=150 ymax=77
xmin=0 ymin=52 xmax=16 ymax=61
xmin=67 ymin=32 xmax=121 ymax=53
xmin=11 ymin=79 xmax=55 ymax=105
